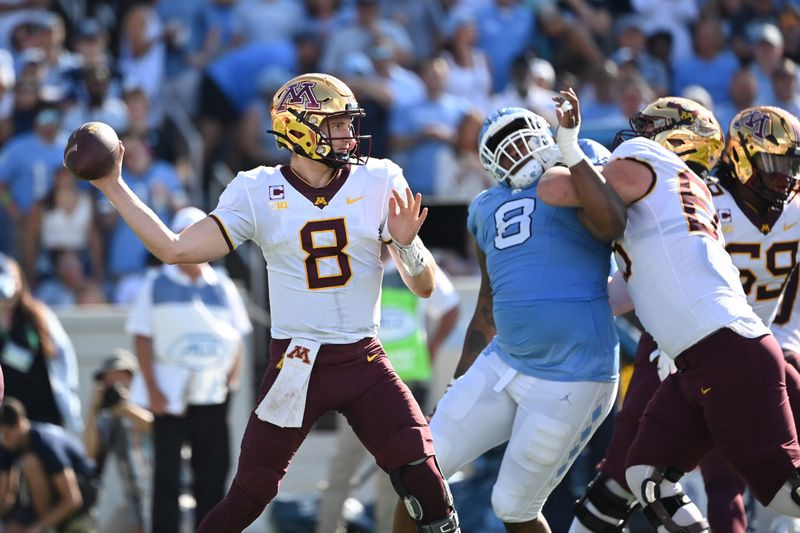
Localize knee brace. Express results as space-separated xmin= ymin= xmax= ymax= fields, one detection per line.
xmin=573 ymin=473 xmax=641 ymax=532
xmin=625 ymin=465 xmax=709 ymax=533
xmin=390 ymin=456 xmax=460 ymax=532
xmin=765 ymin=470 xmax=800 ymax=518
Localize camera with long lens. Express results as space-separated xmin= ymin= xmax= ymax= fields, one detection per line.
xmin=100 ymin=382 xmax=126 ymax=410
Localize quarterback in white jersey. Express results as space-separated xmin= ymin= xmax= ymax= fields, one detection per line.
xmin=210 ymin=157 xmax=410 ymax=344
xmin=539 ymin=95 xmax=800 ymax=532
xmin=88 ymin=73 xmax=461 ymax=533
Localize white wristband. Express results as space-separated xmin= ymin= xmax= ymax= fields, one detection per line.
xmin=392 ymin=239 xmax=426 ymax=277
xmin=556 ymin=125 xmax=584 ymax=167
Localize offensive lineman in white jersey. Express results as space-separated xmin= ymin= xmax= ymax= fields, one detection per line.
xmin=538 ymin=91 xmax=800 ymax=532
xmin=88 ymin=73 xmax=460 ymax=533
xmin=568 ymin=105 xmax=800 ymax=533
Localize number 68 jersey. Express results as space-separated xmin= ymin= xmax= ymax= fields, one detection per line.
xmin=210 ymin=159 xmax=408 ymax=344
xmin=611 ymin=137 xmax=770 ymax=357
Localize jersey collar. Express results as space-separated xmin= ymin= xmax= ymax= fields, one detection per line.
xmin=280 ymin=165 xmax=352 ymax=209
xmin=725 ymin=183 xmax=783 ymax=234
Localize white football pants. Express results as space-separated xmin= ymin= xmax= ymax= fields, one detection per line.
xmin=430 ymin=349 xmax=617 ymax=523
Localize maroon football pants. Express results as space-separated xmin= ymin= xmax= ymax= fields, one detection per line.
xmin=626 ymin=329 xmax=800 ymax=507
xmin=197 ymin=337 xmax=442 ymax=533
xmin=599 ymin=330 xmax=800 ymax=531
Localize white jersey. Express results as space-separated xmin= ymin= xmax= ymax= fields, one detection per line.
xmin=764 ymin=195 xmax=800 ymax=351
xmin=612 ymin=137 xmax=769 ymax=357
xmin=710 ymin=184 xmax=800 ymax=326
xmin=772 ymin=271 xmax=800 ymax=352
xmin=211 ymin=159 xmax=408 ymax=344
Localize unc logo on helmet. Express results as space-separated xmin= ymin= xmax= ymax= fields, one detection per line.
xmin=269 ymin=73 xmax=371 ymax=168
xmin=274 ymin=81 xmax=322 ymax=113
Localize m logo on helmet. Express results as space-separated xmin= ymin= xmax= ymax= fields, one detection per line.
xmin=740 ymin=110 xmax=771 ymax=139
xmin=665 ymin=100 xmax=695 ymax=119
xmin=275 ymin=81 xmax=322 ymax=112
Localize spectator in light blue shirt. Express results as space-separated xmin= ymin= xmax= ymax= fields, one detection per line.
xmin=0 ymin=107 xmax=65 ymax=215
xmin=389 ymin=56 xmax=470 ymax=196
xmin=101 ymin=131 xmax=186 ymax=292
xmin=672 ymin=16 xmax=740 ymax=107
xmin=199 ymin=39 xmax=297 ymax=168
xmin=475 ymin=0 xmax=534 ymax=93
xmin=320 ymin=0 xmax=415 ymax=74
xmin=0 ymin=107 xmax=65 ymax=258
xmin=714 ymin=67 xmax=759 ymax=133
xmin=750 ymin=23 xmax=785 ymax=105
xmin=230 ymin=0 xmax=305 ymax=47
xmin=188 ymin=0 xmax=239 ymax=69
xmin=770 ymin=58 xmax=800 ymax=118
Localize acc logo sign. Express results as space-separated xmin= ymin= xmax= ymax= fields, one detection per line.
xmin=275 ymin=81 xmax=321 ymax=112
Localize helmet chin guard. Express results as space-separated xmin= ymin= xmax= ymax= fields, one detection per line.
xmin=508 ymin=150 xmax=557 ymax=189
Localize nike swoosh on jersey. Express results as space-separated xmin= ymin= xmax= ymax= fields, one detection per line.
xmin=784 ymin=222 xmax=798 ymax=231
xmin=701 ymin=386 xmax=711 ymax=395
xmin=367 ymin=353 xmax=379 ymax=362
xmin=346 ymin=195 xmax=366 ymax=205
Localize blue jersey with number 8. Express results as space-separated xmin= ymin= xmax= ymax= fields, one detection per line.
xmin=467 ymin=139 xmax=618 ymax=382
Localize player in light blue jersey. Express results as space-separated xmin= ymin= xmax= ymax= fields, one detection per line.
xmin=393 ymin=104 xmax=626 ymax=533
xmin=467 ymin=135 xmax=618 ymax=383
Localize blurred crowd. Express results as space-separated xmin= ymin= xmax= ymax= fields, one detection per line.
xmin=1 ymin=0 xmax=800 ymax=303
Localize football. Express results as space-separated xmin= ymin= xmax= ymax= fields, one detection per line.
xmin=63 ymin=121 xmax=120 ymax=180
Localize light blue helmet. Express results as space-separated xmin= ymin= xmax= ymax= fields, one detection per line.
xmin=478 ymin=107 xmax=559 ymax=189
xmin=578 ymin=138 xmax=611 ymax=166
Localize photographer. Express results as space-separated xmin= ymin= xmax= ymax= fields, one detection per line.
xmin=0 ymin=398 xmax=97 ymax=533
xmin=84 ymin=349 xmax=153 ymax=533
xmin=0 ymin=252 xmax=83 ymax=433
